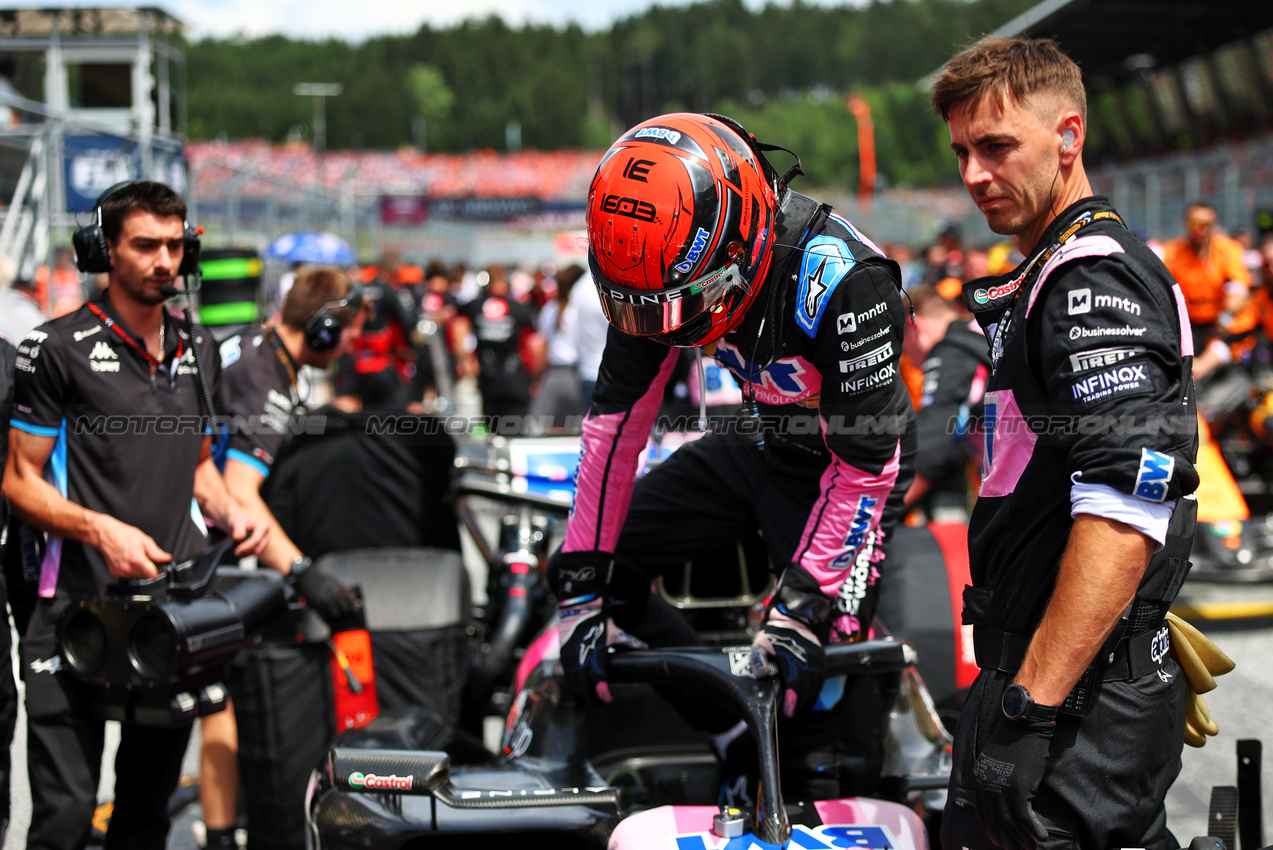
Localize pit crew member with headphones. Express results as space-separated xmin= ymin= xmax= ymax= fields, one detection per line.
xmin=549 ymin=113 xmax=916 ymax=725
xmin=3 ymin=180 xmax=270 ymax=850
xmin=203 ymin=265 xmax=366 ymax=850
xmin=931 ymin=38 xmax=1199 ymax=850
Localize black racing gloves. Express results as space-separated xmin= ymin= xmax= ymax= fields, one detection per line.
xmin=551 ymin=551 xmax=616 ymax=704
xmin=972 ymin=713 xmax=1056 ymax=850
xmin=294 ymin=563 xmax=359 ymax=626
xmin=750 ymin=568 xmax=832 ymax=718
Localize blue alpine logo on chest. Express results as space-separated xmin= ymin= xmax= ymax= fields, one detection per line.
xmin=714 ymin=340 xmax=813 ymax=398
xmin=796 ymin=236 xmax=856 ymax=338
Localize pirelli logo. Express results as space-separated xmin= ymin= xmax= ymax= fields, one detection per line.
xmin=840 ymin=341 xmax=892 ymax=374
xmin=1069 ymin=346 xmax=1144 ymax=374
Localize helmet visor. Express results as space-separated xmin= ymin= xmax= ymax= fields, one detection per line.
xmin=589 ymin=253 xmax=746 ymax=344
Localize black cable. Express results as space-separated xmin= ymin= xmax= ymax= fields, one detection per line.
xmin=162 ymin=277 xmax=217 ymax=424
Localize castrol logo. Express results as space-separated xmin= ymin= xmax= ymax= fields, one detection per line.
xmin=972 ymin=278 xmax=1022 ymax=304
xmin=348 ymin=771 xmax=413 ymax=791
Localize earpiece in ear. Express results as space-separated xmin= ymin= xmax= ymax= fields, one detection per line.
xmin=1062 ymin=129 xmax=1076 ymax=152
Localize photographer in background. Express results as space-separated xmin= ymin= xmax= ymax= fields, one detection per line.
xmin=3 ymin=181 xmax=269 ymax=850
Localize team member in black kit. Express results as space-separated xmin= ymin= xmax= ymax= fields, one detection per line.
xmin=339 ymin=252 xmax=422 ymax=408
xmin=550 ymin=113 xmax=915 ymax=724
xmin=455 ymin=265 xmax=543 ymax=421
xmin=3 ymin=181 xmax=269 ymax=850
xmin=219 ymin=264 xmax=365 ymax=601
xmin=931 ymin=39 xmax=1199 ymax=849
xmin=205 ymin=265 xmax=365 ymax=850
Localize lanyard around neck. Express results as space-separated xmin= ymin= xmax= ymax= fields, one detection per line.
xmin=265 ymin=327 xmax=299 ymax=393
xmin=87 ymin=302 xmax=182 ymax=368
xmin=989 ymin=208 xmax=1125 ymax=362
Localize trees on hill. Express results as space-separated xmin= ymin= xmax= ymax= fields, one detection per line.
xmin=186 ymin=0 xmax=1034 ymax=190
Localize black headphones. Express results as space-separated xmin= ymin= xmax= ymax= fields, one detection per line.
xmin=304 ymin=281 xmax=365 ymax=352
xmin=72 ymin=181 xmax=202 ymax=276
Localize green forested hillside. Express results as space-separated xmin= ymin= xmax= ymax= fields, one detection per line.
xmin=186 ymin=0 xmax=1035 ymax=189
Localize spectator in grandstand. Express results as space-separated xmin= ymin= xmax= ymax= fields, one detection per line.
xmin=528 ymin=263 xmax=585 ymax=430
xmin=1162 ymin=202 xmax=1250 ymax=364
xmin=932 ymin=36 xmax=1198 ymax=850
xmin=901 ymin=285 xmax=988 ymax=518
xmin=337 ymin=248 xmax=423 ymax=408
xmin=454 ymin=265 xmax=544 ymax=422
xmin=0 ymin=257 xmax=46 ymax=343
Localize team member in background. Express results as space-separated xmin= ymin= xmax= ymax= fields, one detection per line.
xmin=205 ymin=266 xmax=365 ymax=850
xmin=549 ymin=112 xmax=915 ymax=729
xmin=339 ymin=248 xmax=423 ymax=409
xmin=901 ymin=285 xmax=988 ymax=516
xmin=1163 ymin=202 xmax=1250 ymax=374
xmin=455 ymin=265 xmax=545 ymax=422
xmin=931 ymin=37 xmax=1198 ymax=850
xmin=3 ymin=180 xmax=269 ymax=850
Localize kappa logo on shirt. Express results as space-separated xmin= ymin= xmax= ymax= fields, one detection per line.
xmin=90 ymin=340 xmax=117 ymax=360
xmin=89 ymin=340 xmax=120 ymax=372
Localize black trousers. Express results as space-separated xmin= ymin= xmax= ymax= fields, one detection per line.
xmin=605 ymin=432 xmax=883 ymax=630
xmin=595 ymin=432 xmax=900 ymax=796
xmin=942 ymin=663 xmax=1187 ymax=850
xmin=23 ymin=598 xmax=192 ymax=850
xmin=0 ymin=570 xmax=18 ymax=841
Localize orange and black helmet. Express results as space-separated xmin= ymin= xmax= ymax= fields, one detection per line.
xmin=586 ymin=113 xmax=778 ymax=347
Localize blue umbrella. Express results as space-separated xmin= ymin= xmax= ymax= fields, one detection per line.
xmin=264 ymin=230 xmax=356 ymax=266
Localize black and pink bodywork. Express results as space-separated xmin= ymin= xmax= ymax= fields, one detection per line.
xmin=305 ymin=616 xmax=950 ymax=850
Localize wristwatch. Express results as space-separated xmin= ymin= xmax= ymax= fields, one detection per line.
xmin=289 ymin=555 xmax=312 ymax=579
xmin=1001 ymin=683 xmax=1060 ymax=723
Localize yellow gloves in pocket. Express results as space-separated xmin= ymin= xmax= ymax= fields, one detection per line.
xmin=1164 ymin=611 xmax=1235 ymax=748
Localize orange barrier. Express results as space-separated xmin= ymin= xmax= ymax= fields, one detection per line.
xmin=1195 ymin=414 xmax=1249 ymax=524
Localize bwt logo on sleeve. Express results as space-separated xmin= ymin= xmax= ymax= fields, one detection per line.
xmin=1134 ymin=448 xmax=1175 ymax=501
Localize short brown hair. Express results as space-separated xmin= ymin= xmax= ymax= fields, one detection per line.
xmin=930 ymin=36 xmax=1086 ymax=124
xmin=281 ymin=266 xmax=353 ymax=329
xmin=101 ymin=181 xmax=188 ymax=243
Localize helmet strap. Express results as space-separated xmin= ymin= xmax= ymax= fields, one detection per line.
xmin=701 ymin=112 xmax=804 ymax=190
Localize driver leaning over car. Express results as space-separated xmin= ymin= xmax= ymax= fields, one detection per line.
xmin=2 ymin=180 xmax=269 ymax=850
xmin=547 ymin=113 xmax=916 ymax=722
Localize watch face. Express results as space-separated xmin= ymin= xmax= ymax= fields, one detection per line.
xmin=1002 ymin=685 xmax=1026 ymax=719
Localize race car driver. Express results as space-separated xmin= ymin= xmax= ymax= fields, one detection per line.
xmin=931 ymin=37 xmax=1199 ymax=850
xmin=548 ymin=112 xmax=916 ymax=722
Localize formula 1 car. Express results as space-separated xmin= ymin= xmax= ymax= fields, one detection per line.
xmin=304 ymin=613 xmax=951 ymax=849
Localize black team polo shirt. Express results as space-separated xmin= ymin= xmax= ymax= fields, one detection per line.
xmin=9 ymin=289 xmax=221 ymax=601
